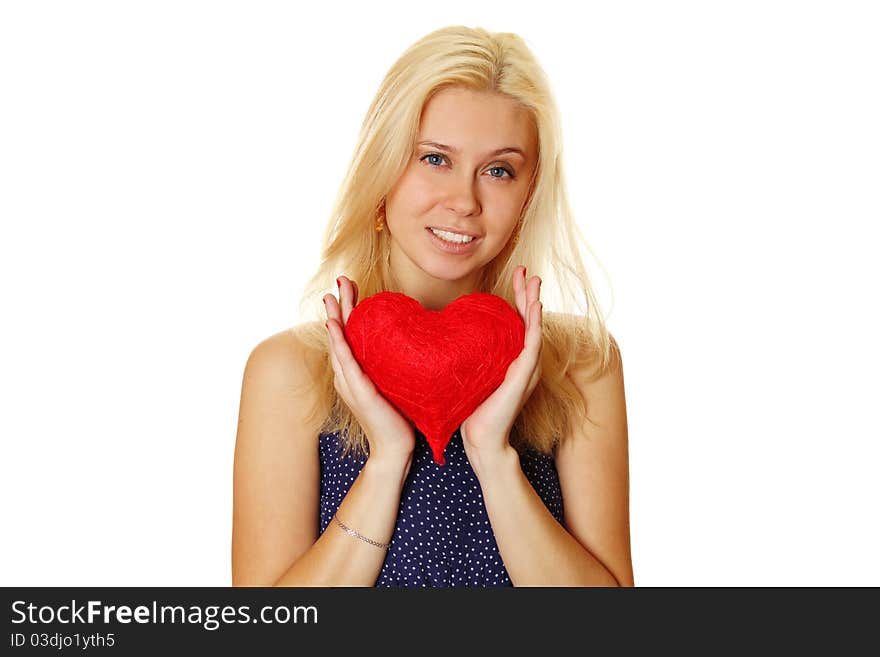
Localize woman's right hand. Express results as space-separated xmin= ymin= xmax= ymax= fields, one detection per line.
xmin=324 ymin=276 xmax=416 ymax=469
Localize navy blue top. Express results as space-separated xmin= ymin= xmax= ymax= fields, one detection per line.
xmin=318 ymin=426 xmax=565 ymax=587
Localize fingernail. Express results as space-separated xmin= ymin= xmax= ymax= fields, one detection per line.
xmin=325 ymin=321 xmax=330 ymax=330
xmin=336 ymin=277 xmax=341 ymax=289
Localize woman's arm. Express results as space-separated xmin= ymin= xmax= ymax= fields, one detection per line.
xmin=472 ymin=448 xmax=621 ymax=586
xmin=471 ymin=338 xmax=633 ymax=587
xmin=232 ymin=329 xmax=409 ymax=587
xmin=272 ymin=454 xmax=410 ymax=586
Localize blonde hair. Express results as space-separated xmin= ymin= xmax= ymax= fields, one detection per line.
xmin=293 ymin=25 xmax=617 ymax=461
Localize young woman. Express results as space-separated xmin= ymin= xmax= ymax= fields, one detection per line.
xmin=232 ymin=25 xmax=633 ymax=587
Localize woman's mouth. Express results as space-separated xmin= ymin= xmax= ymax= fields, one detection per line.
xmin=426 ymin=227 xmax=482 ymax=255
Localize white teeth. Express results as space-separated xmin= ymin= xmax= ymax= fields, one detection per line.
xmin=430 ymin=228 xmax=475 ymax=244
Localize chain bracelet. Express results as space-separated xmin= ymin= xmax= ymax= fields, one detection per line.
xmin=333 ymin=514 xmax=392 ymax=550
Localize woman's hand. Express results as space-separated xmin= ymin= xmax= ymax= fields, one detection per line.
xmin=324 ymin=276 xmax=416 ymax=468
xmin=460 ymin=266 xmax=543 ymax=474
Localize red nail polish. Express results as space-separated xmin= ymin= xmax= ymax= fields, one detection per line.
xmin=336 ymin=278 xmax=341 ymax=288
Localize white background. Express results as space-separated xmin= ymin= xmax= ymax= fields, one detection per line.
xmin=1 ymin=1 xmax=877 ymax=586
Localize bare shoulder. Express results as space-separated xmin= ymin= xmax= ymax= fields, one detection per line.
xmin=245 ymin=322 xmax=325 ymax=387
xmin=555 ymin=329 xmax=633 ymax=586
xmin=232 ymin=322 xmax=328 ymax=586
xmin=566 ymin=330 xmax=624 ymax=395
xmin=236 ymin=321 xmax=333 ymax=460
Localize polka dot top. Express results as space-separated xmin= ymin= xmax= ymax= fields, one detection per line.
xmin=318 ymin=426 xmax=565 ymax=587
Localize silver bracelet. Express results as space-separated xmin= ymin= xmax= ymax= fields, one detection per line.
xmin=333 ymin=514 xmax=392 ymax=550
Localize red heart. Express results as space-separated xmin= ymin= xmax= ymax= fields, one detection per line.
xmin=342 ymin=291 xmax=525 ymax=466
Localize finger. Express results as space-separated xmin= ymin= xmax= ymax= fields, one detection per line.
xmin=325 ymin=319 xmax=352 ymax=401
xmin=527 ymin=275 xmax=541 ymax=309
xmin=338 ymin=277 xmax=354 ymax=324
xmin=326 ymin=318 xmax=357 ymax=400
xmin=328 ymin=316 xmax=376 ymax=403
xmin=524 ymin=307 xmax=544 ymax=393
xmin=509 ymin=306 xmax=541 ymax=381
xmin=324 ymin=295 xmax=351 ymax=396
xmin=526 ymin=300 xmax=543 ymax=350
xmin=325 ymin=288 xmax=343 ymax=326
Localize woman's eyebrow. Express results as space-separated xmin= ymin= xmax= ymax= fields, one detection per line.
xmin=417 ymin=140 xmax=525 ymax=159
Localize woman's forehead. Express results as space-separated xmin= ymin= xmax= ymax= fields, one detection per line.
xmin=418 ymin=88 xmax=537 ymax=155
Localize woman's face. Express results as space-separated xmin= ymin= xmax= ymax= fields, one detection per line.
xmin=384 ymin=86 xmax=538 ymax=303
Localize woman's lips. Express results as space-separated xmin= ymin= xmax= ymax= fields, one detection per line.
xmin=426 ymin=227 xmax=482 ymax=255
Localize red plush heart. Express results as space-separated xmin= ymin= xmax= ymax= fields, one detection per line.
xmin=342 ymin=291 xmax=525 ymax=466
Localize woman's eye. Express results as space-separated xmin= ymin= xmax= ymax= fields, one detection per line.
xmin=420 ymin=153 xmax=514 ymax=180
xmin=421 ymin=153 xmax=447 ymax=167
xmin=488 ymin=166 xmax=514 ymax=179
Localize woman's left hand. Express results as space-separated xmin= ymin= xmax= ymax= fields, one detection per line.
xmin=460 ymin=265 xmax=543 ymax=472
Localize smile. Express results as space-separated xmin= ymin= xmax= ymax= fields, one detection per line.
xmin=426 ymin=227 xmax=482 ymax=255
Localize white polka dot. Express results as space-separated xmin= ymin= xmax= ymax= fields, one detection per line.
xmin=317 ymin=427 xmax=563 ymax=587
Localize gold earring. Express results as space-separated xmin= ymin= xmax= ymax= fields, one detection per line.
xmin=511 ymin=219 xmax=523 ymax=246
xmin=375 ymin=200 xmax=386 ymax=232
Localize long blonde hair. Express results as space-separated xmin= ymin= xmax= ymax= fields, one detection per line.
xmin=292 ymin=25 xmax=617 ymax=460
